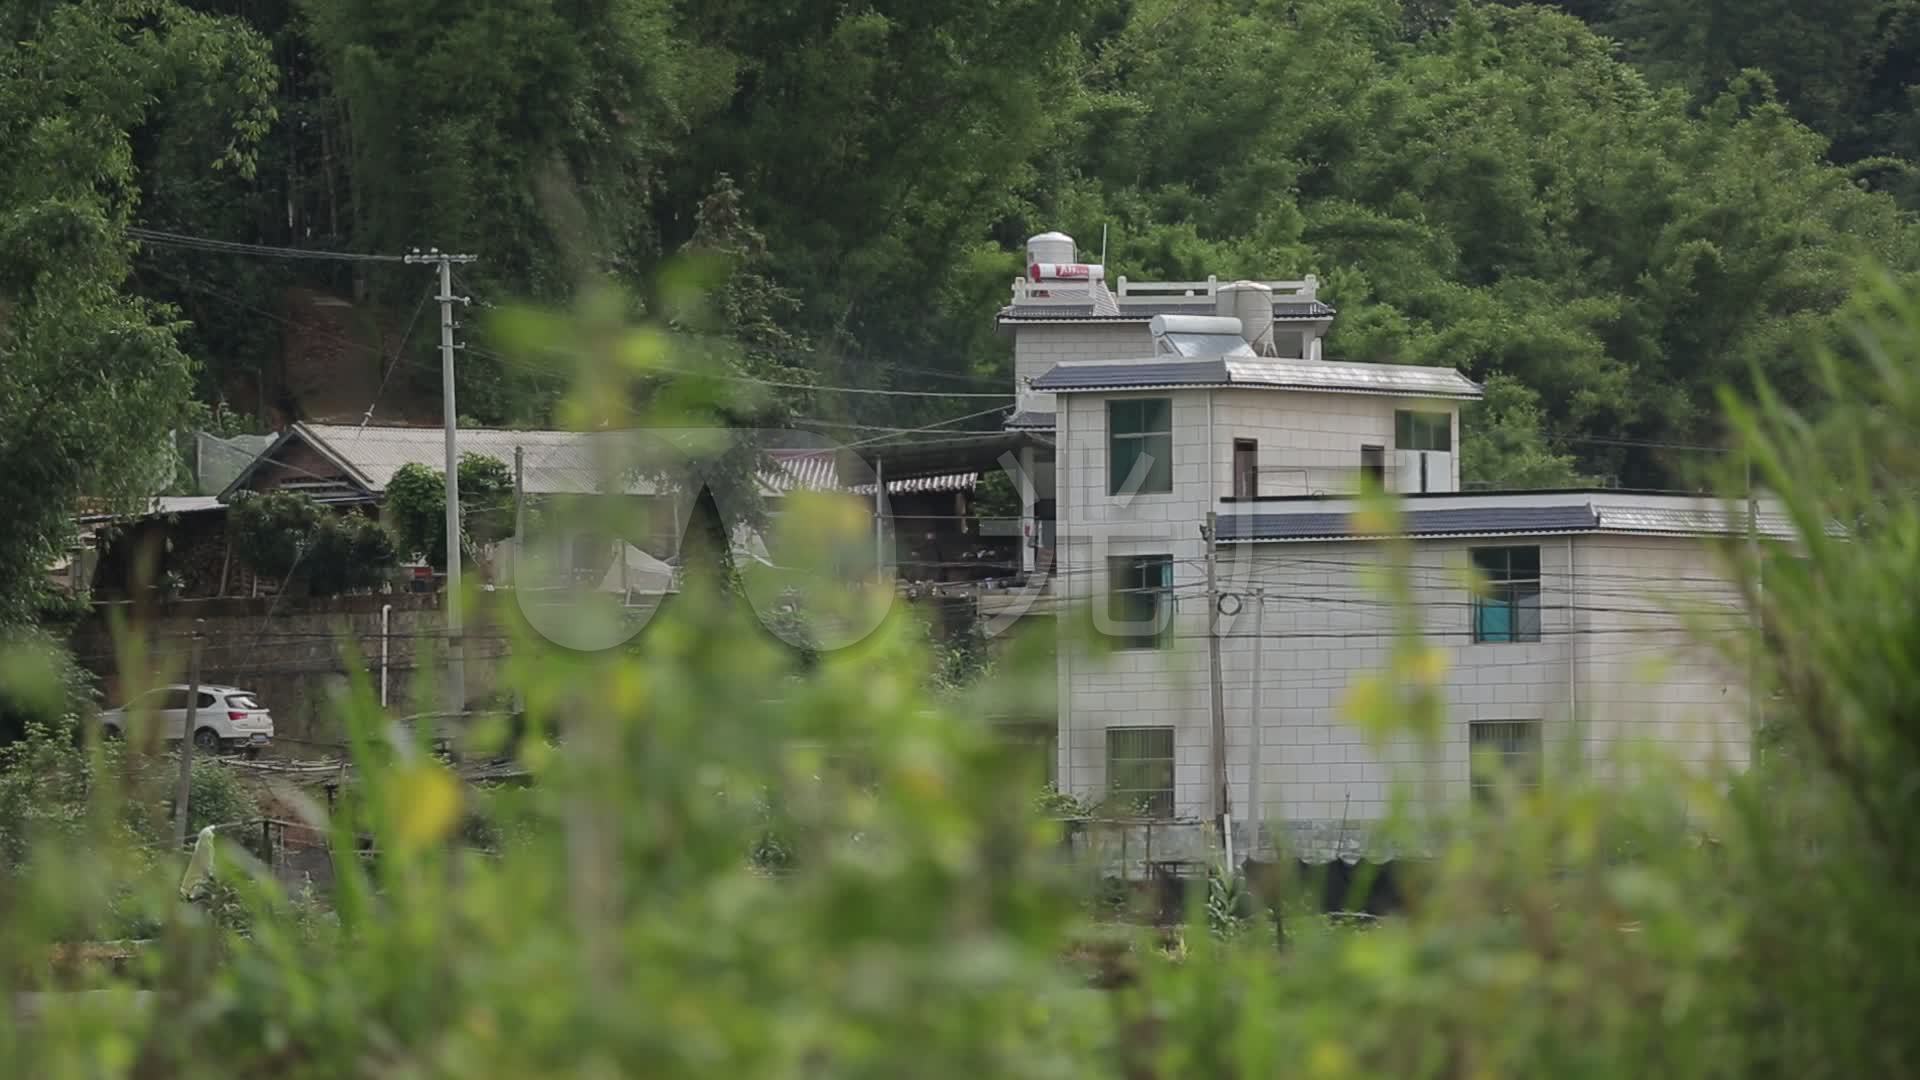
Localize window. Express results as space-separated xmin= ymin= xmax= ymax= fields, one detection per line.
xmin=1395 ymin=410 xmax=1452 ymax=452
xmin=1360 ymin=445 xmax=1386 ymax=488
xmin=1108 ymin=554 xmax=1173 ymax=649
xmin=1471 ymin=545 xmax=1541 ymax=643
xmin=161 ymin=689 xmax=192 ymax=711
xmin=1469 ymin=720 xmax=1542 ymax=802
xmin=1233 ymin=439 xmax=1258 ymax=499
xmin=1107 ymin=727 xmax=1175 ymax=817
xmin=1108 ymin=398 xmax=1173 ymax=495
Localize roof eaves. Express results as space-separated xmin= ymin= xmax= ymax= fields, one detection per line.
xmin=292 ymin=422 xmax=381 ymax=493
xmin=1221 ymin=527 xmax=1596 ymax=544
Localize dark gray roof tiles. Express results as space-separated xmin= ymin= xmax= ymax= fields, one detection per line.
xmin=1003 ymin=410 xmax=1057 ymax=430
xmin=1031 ymin=357 xmax=1481 ymax=399
xmin=1031 ymin=360 xmax=1233 ymax=392
xmin=1220 ymin=505 xmax=1599 ymax=541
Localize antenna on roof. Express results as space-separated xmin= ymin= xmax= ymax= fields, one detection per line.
xmin=1100 ymin=224 xmax=1108 ymax=270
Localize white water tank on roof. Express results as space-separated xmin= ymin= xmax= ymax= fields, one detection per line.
xmin=1027 ymin=231 xmax=1076 ymax=270
xmin=1217 ymin=280 xmax=1275 ymax=355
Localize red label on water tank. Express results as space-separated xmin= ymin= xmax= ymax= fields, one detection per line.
xmin=1030 ymin=262 xmax=1104 ymax=281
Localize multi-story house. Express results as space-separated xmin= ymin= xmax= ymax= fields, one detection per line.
xmin=1000 ymin=231 xmax=1778 ymax=855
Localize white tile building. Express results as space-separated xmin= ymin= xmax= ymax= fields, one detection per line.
xmin=999 ymin=232 xmax=1774 ymax=854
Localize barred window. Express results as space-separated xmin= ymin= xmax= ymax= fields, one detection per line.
xmin=1469 ymin=720 xmax=1542 ymax=802
xmin=1106 ymin=727 xmax=1175 ymax=817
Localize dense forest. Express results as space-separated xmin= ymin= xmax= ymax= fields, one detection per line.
xmin=10 ymin=0 xmax=1920 ymax=513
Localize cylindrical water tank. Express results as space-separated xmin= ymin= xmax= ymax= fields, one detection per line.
xmin=1217 ymin=280 xmax=1275 ymax=355
xmin=1026 ymin=232 xmax=1076 ymax=273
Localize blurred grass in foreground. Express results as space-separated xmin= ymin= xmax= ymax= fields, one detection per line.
xmin=3 ymin=280 xmax=1920 ymax=1077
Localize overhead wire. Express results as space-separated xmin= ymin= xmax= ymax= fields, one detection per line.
xmin=128 ymin=226 xmax=410 ymax=264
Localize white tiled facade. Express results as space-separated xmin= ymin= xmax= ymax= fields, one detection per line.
xmin=1049 ymin=383 xmax=1753 ymax=839
xmin=1012 ymin=323 xmax=1154 ymax=415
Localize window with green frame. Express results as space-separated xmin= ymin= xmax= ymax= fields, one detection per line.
xmin=1471 ymin=545 xmax=1542 ymax=642
xmin=1108 ymin=398 xmax=1173 ymax=495
xmin=1107 ymin=554 xmax=1173 ymax=649
xmin=1395 ymin=409 xmax=1452 ymax=452
xmin=1106 ymin=727 xmax=1175 ymax=817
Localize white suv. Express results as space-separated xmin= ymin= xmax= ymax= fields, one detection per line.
xmin=99 ymin=685 xmax=275 ymax=754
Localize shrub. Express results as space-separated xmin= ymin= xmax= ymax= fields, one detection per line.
xmin=230 ymin=491 xmax=398 ymax=596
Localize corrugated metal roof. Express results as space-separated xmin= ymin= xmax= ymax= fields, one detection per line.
xmin=1004 ymin=410 xmax=1057 ymax=430
xmin=1221 ymin=505 xmax=1598 ymax=541
xmin=1031 ymin=357 xmax=1479 ymax=399
xmin=763 ymin=450 xmax=841 ymax=494
xmin=1596 ymin=504 xmax=1800 ymax=539
xmin=1031 ymin=359 xmax=1233 ymax=392
xmin=1002 ymin=300 xmax=1335 ymax=322
xmin=850 ymin=473 xmax=979 ymax=495
xmin=297 ymin=423 xmax=658 ymax=496
xmin=1226 ymin=358 xmax=1480 ymax=399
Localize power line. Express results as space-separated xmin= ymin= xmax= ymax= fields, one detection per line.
xmin=128 ymin=227 xmax=409 ymax=264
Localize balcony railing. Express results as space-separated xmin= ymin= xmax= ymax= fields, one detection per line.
xmin=1009 ymin=274 xmax=1320 ymax=307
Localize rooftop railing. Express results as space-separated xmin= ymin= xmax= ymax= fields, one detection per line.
xmin=1009 ymin=274 xmax=1320 ymax=306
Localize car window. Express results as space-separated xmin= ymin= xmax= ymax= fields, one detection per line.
xmin=227 ymin=695 xmax=259 ymax=710
xmin=196 ymin=691 xmax=217 ymax=710
xmin=162 ymin=689 xmax=192 ymax=710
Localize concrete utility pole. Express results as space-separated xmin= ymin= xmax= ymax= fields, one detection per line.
xmin=873 ymin=456 xmax=885 ymax=580
xmin=403 ymin=249 xmax=478 ymax=714
xmin=1202 ymin=512 xmax=1230 ymax=836
xmin=172 ymin=619 xmax=205 ymax=850
xmin=1248 ymin=587 xmax=1266 ymax=858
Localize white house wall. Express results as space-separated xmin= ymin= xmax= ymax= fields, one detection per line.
xmin=1013 ymin=323 xmax=1154 ymax=413
xmin=1209 ymin=389 xmax=1460 ymax=496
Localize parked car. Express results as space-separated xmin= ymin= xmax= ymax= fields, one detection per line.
xmin=98 ymin=684 xmax=274 ymax=754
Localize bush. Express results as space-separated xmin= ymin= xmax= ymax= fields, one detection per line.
xmin=0 ymin=631 xmax=97 ymax=746
xmin=230 ymin=490 xmax=398 ymax=596
xmin=385 ymin=453 xmax=515 ymax=569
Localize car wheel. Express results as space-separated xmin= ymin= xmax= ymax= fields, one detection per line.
xmin=101 ymin=725 xmax=123 ymax=741
xmin=192 ymin=728 xmax=222 ymax=755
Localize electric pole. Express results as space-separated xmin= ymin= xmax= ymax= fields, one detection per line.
xmin=403 ymin=249 xmax=478 ymax=715
xmin=172 ymin=619 xmax=205 ymax=849
xmin=1203 ymin=512 xmax=1230 ymax=840
xmin=1248 ymin=587 xmax=1265 ymax=858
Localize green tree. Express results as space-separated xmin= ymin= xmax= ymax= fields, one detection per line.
xmin=1460 ymin=374 xmax=1592 ymax=490
xmin=0 ymin=0 xmax=273 ymax=626
xmin=385 ymin=453 xmax=517 ymax=569
xmin=230 ymin=489 xmax=398 ymax=595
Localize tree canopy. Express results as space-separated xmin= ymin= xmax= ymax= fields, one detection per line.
xmin=11 ymin=0 xmax=1920 ymax=519
xmin=0 ymin=0 xmax=272 ymax=626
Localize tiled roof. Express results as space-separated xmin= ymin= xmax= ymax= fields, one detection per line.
xmin=1004 ymin=409 xmax=1057 ymax=430
xmin=1001 ymin=300 xmax=1336 ymax=322
xmin=1221 ymin=505 xmax=1598 ymax=541
xmin=1031 ymin=357 xmax=1480 ymax=399
xmin=1031 ymin=359 xmax=1233 ymax=392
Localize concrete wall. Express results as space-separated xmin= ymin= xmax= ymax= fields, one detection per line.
xmin=1051 ymin=491 xmax=1752 ymax=848
xmin=71 ymin=593 xmax=511 ymax=752
xmin=1012 ymin=323 xmax=1154 ymax=414
xmin=1210 ymin=389 xmax=1458 ymax=497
